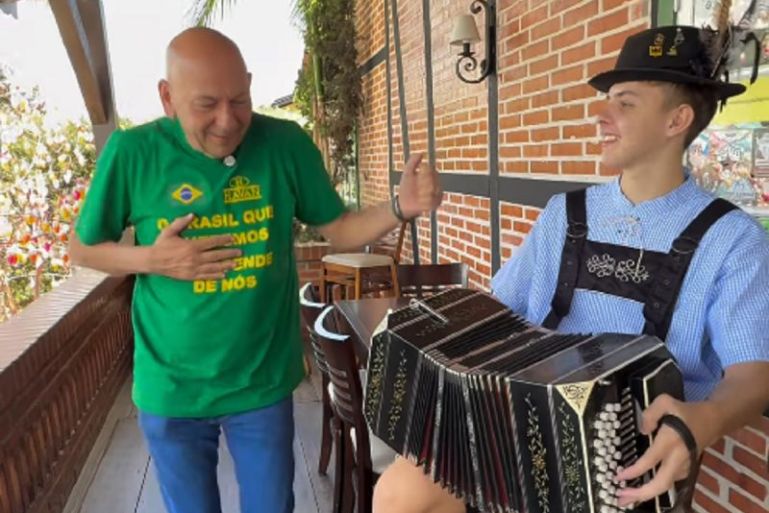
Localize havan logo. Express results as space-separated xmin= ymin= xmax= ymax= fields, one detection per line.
xmin=224 ymin=176 xmax=261 ymax=204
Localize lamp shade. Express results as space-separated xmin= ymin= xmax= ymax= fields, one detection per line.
xmin=450 ymin=14 xmax=481 ymax=46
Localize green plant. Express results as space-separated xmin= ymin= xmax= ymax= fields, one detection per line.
xmin=292 ymin=0 xmax=361 ymax=187
xmin=188 ymin=0 xmax=237 ymax=27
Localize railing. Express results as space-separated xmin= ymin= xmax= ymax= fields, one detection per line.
xmin=0 ymin=270 xmax=133 ymax=513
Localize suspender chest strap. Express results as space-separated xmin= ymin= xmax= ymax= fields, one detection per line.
xmin=542 ymin=189 xmax=588 ymax=329
xmin=543 ymin=190 xmax=736 ymax=340
xmin=642 ymin=198 xmax=736 ymax=339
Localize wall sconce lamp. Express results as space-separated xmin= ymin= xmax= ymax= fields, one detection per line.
xmin=450 ymin=0 xmax=496 ymax=84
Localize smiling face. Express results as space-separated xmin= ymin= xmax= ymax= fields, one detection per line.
xmin=158 ymin=28 xmax=253 ymax=159
xmin=597 ymin=81 xmax=694 ymax=172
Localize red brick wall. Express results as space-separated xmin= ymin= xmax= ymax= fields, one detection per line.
xmin=354 ymin=1 xmax=769 ymax=510
xmin=355 ymin=0 xmax=385 ymax=64
xmin=497 ymin=0 xmax=648 ymax=178
xmin=359 ymin=63 xmax=390 ymax=209
xmin=295 ymin=242 xmax=330 ymax=286
xmin=696 ymin=419 xmax=769 ymax=512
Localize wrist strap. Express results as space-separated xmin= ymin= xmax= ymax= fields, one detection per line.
xmin=659 ymin=414 xmax=701 ymax=513
xmin=391 ymin=194 xmax=409 ymax=222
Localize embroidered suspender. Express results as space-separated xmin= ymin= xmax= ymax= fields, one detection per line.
xmin=543 ymin=190 xmax=736 ymax=340
xmin=642 ymin=198 xmax=736 ymax=339
xmin=542 ymin=189 xmax=588 ymax=330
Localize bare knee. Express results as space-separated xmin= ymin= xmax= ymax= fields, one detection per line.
xmin=373 ymin=457 xmax=465 ymax=513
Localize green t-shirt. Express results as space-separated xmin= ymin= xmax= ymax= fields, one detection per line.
xmin=76 ymin=114 xmax=345 ymax=417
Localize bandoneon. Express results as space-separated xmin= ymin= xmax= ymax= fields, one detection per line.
xmin=364 ymin=288 xmax=684 ymax=513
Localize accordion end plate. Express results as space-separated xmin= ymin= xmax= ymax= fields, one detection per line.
xmin=555 ymin=381 xmax=595 ymax=416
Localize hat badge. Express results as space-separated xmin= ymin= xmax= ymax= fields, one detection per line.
xmin=666 ymin=28 xmax=685 ymax=56
xmin=649 ymin=33 xmax=665 ymax=57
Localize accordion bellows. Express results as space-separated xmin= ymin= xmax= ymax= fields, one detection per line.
xmin=364 ymin=288 xmax=684 ymax=513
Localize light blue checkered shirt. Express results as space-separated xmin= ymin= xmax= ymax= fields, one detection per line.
xmin=491 ymin=176 xmax=769 ymax=401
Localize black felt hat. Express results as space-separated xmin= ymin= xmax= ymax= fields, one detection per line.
xmin=589 ymin=25 xmax=746 ymax=100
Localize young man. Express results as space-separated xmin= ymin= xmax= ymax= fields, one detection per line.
xmin=373 ymin=25 xmax=769 ymax=513
xmin=70 ymin=27 xmax=441 ymax=513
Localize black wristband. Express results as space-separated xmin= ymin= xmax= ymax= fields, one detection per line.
xmin=391 ymin=194 xmax=408 ymax=222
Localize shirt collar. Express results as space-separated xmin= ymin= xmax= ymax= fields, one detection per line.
xmin=165 ymin=116 xmax=250 ymax=167
xmin=610 ymin=171 xmax=697 ymax=217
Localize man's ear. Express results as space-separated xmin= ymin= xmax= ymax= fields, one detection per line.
xmin=667 ymin=104 xmax=695 ymax=140
xmin=158 ymin=79 xmax=175 ymax=117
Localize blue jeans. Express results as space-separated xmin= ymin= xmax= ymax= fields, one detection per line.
xmin=138 ymin=397 xmax=295 ymax=513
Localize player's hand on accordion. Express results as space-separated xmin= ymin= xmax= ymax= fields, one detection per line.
xmin=614 ymin=393 xmax=721 ymax=508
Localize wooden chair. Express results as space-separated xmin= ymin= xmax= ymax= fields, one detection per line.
xmin=319 ymin=222 xmax=407 ymax=302
xmin=299 ymin=282 xmax=334 ymax=476
xmin=313 ymin=305 xmax=399 ymax=513
xmin=396 ymin=262 xmax=469 ymax=298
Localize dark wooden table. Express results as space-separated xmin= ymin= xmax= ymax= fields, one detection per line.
xmin=334 ymin=297 xmax=410 ymax=360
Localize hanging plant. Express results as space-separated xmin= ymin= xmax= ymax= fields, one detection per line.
xmin=292 ymin=0 xmax=362 ymax=185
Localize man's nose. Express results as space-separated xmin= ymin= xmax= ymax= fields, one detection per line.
xmin=596 ymin=102 xmax=612 ymax=126
xmin=215 ymin=103 xmax=239 ymax=131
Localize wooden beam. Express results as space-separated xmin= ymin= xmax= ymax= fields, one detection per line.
xmin=49 ymin=0 xmax=115 ymax=130
xmin=0 ymin=1 xmax=18 ymax=19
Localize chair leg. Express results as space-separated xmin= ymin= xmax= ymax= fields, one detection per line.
xmin=318 ymin=377 xmax=333 ymax=475
xmin=356 ymin=451 xmax=373 ymax=513
xmin=354 ymin=269 xmax=362 ymax=299
xmin=342 ymin=435 xmax=355 ymax=513
xmin=331 ymin=419 xmax=345 ymax=513
xmin=389 ymin=263 xmax=400 ymax=297
xmin=320 ymin=273 xmax=328 ymax=303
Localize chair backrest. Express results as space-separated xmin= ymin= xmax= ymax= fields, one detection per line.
xmin=299 ymin=282 xmax=329 ymax=374
xmin=396 ymin=262 xmax=469 ymax=298
xmin=299 ymin=282 xmax=325 ymax=328
xmin=314 ymin=305 xmax=378 ymax=509
xmin=370 ymin=221 xmax=408 ymax=264
xmin=313 ymin=306 xmax=368 ymax=434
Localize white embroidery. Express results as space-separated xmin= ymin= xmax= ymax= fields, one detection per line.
xmin=615 ymin=258 xmax=650 ymax=283
xmin=586 ymin=254 xmax=650 ymax=284
xmin=586 ymin=254 xmax=616 ymax=277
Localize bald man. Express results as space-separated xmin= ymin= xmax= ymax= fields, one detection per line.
xmin=70 ymin=27 xmax=442 ymax=513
